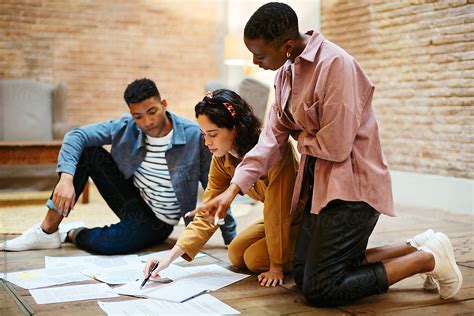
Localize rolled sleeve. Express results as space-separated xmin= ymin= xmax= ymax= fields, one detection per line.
xmin=177 ymin=210 xmax=219 ymax=261
xmin=56 ymin=120 xmax=115 ymax=175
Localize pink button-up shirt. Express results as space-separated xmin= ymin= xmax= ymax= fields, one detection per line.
xmin=232 ymin=31 xmax=395 ymax=216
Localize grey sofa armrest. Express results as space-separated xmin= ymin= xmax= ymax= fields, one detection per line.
xmin=52 ymin=82 xmax=76 ymax=139
xmin=53 ymin=121 xmax=79 ymax=140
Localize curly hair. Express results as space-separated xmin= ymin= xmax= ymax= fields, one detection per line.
xmin=195 ymin=89 xmax=262 ymax=157
xmin=244 ymin=2 xmax=299 ymax=47
xmin=123 ymin=78 xmax=161 ymax=106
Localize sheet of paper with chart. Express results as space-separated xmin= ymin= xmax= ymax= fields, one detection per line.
xmin=4 ymin=267 xmax=90 ymax=290
xmin=98 ymin=294 xmax=240 ymax=315
xmin=30 ymin=283 xmax=119 ymax=304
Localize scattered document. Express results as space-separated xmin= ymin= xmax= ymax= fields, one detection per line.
xmin=112 ymin=279 xmax=171 ymax=298
xmin=178 ymin=264 xmax=249 ymax=291
xmin=144 ymin=278 xmax=209 ymax=302
xmin=4 ymin=267 xmax=90 ymax=290
xmin=30 ymin=283 xmax=119 ymax=304
xmin=139 ymin=250 xmax=206 ymax=264
xmin=151 ymin=263 xmax=193 ymax=280
xmin=45 ymin=254 xmax=141 ymax=270
xmin=80 ymin=263 xmax=146 ymax=285
xmin=98 ymin=294 xmax=240 ymax=315
xmin=112 ymin=264 xmax=249 ymax=303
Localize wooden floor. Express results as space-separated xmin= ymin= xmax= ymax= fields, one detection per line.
xmin=0 ymin=201 xmax=473 ymax=315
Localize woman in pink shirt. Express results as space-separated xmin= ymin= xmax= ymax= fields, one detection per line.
xmin=196 ymin=2 xmax=462 ymax=307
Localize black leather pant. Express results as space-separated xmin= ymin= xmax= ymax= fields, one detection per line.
xmin=293 ymin=157 xmax=389 ymax=307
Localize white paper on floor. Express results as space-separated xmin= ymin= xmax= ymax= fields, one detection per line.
xmin=80 ymin=263 xmax=146 ymax=285
xmin=138 ymin=250 xmax=206 ymax=264
xmin=30 ymin=283 xmax=119 ymax=304
xmin=98 ymin=294 xmax=240 ymax=315
xmin=113 ymin=264 xmax=249 ymax=303
xmin=45 ymin=254 xmax=141 ymax=270
xmin=4 ymin=267 xmax=90 ymax=290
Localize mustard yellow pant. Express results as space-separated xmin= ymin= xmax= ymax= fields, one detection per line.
xmin=227 ymin=218 xmax=296 ymax=273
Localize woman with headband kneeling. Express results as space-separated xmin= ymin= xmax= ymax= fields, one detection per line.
xmin=144 ymin=89 xmax=303 ymax=287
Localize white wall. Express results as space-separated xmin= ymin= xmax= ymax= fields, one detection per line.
xmin=391 ymin=171 xmax=473 ymax=215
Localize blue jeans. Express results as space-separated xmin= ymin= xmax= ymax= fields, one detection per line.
xmin=54 ymin=147 xmax=236 ymax=254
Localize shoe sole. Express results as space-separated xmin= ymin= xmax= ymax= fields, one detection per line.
xmin=1 ymin=241 xmax=61 ymax=251
xmin=436 ymin=232 xmax=463 ymax=299
xmin=2 ymin=245 xmax=61 ymax=251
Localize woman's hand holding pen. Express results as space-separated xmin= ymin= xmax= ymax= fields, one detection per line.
xmin=143 ymin=245 xmax=186 ymax=279
xmin=143 ymin=257 xmax=171 ymax=279
xmin=257 ymin=262 xmax=284 ymax=287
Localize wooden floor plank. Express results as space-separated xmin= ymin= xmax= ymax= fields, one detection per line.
xmin=382 ymin=299 xmax=474 ymax=315
xmin=338 ymin=266 xmax=474 ymax=314
xmin=220 ymin=292 xmax=346 ymax=315
xmin=1 ymin=192 xmax=473 ymax=315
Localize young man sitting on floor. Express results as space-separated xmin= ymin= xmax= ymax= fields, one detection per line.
xmin=0 ymin=78 xmax=237 ymax=254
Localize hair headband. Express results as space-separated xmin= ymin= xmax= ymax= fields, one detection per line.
xmin=203 ymin=91 xmax=237 ymax=118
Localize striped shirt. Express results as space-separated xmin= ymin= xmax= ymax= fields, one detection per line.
xmin=133 ymin=131 xmax=181 ymax=225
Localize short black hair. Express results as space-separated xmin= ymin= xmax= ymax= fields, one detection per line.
xmin=195 ymin=89 xmax=262 ymax=157
xmin=123 ymin=78 xmax=160 ymax=106
xmin=244 ymin=2 xmax=299 ymax=47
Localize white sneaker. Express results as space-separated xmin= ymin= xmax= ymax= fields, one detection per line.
xmin=407 ymin=229 xmax=438 ymax=291
xmin=59 ymin=221 xmax=86 ymax=243
xmin=407 ymin=229 xmax=435 ymax=248
xmin=0 ymin=225 xmax=61 ymax=251
xmin=422 ymin=232 xmax=463 ymax=299
xmin=423 ymin=275 xmax=438 ymax=291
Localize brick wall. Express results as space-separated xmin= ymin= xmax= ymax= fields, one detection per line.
xmin=321 ymin=0 xmax=473 ymax=179
xmin=0 ymin=0 xmax=223 ymax=124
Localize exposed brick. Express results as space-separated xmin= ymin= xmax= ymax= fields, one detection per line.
xmin=322 ymin=0 xmax=474 ymax=179
xmin=0 ymin=0 xmax=222 ymax=125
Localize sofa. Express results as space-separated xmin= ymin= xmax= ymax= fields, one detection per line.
xmin=0 ymin=79 xmax=77 ymax=191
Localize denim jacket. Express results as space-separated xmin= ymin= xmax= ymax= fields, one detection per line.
xmin=51 ymin=112 xmax=236 ymax=237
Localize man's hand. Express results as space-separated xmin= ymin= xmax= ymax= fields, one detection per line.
xmin=257 ymin=263 xmax=284 ymax=287
xmin=52 ymin=173 xmax=76 ymax=217
xmin=185 ymin=183 xmax=241 ymax=227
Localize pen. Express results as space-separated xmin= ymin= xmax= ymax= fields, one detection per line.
xmin=180 ymin=289 xmax=209 ymax=303
xmin=140 ymin=261 xmax=159 ymax=289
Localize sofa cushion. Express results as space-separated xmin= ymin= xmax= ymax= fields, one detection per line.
xmin=0 ymin=79 xmax=54 ymax=141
